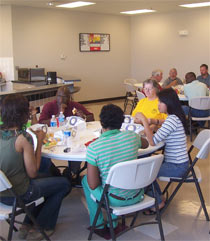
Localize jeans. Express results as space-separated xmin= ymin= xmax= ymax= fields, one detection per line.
xmin=0 ymin=177 xmax=71 ymax=230
xmin=82 ymin=175 xmax=144 ymax=229
xmin=182 ymin=106 xmax=209 ymax=127
xmin=146 ymin=161 xmax=189 ymax=204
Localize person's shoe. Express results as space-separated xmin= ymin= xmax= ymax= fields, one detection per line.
xmin=18 ymin=225 xmax=32 ymax=240
xmin=26 ymin=229 xmax=54 ymax=241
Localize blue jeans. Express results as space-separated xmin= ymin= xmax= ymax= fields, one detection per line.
xmin=0 ymin=177 xmax=71 ymax=230
xmin=182 ymin=105 xmax=209 ymax=127
xmin=146 ymin=161 xmax=189 ymax=204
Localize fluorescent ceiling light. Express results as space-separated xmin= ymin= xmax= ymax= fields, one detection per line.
xmin=120 ymin=9 xmax=156 ymax=15
xmin=56 ymin=1 xmax=95 ymax=8
xmin=179 ymin=2 xmax=210 ymax=8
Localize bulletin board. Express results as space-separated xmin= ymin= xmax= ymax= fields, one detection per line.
xmin=79 ymin=33 xmax=110 ymax=52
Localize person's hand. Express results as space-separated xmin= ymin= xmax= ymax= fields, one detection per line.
xmin=30 ymin=128 xmax=46 ymax=143
xmin=29 ymin=106 xmax=37 ymax=117
xmin=134 ymin=112 xmax=144 ymax=124
xmin=134 ymin=112 xmax=148 ymax=125
xmin=76 ymin=109 xmax=86 ymax=120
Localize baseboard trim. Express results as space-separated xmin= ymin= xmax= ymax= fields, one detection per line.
xmin=79 ymin=96 xmax=125 ymax=104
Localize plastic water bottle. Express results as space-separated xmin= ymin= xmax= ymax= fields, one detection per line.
xmin=50 ymin=115 xmax=57 ymax=127
xmin=58 ymin=112 xmax=65 ymax=127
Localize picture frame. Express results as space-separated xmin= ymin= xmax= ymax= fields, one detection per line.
xmin=79 ymin=33 xmax=110 ymax=52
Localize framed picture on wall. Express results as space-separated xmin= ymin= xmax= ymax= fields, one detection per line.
xmin=79 ymin=33 xmax=110 ymax=52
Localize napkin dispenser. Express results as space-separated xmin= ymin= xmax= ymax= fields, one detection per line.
xmin=66 ymin=116 xmax=86 ymax=131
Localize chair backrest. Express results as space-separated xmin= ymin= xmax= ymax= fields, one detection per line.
xmin=106 ymin=154 xmax=164 ymax=189
xmin=124 ymin=83 xmax=136 ymax=93
xmin=193 ymin=129 xmax=210 ymax=159
xmin=0 ymin=170 xmax=12 ymax=192
xmin=124 ymin=79 xmax=138 ymax=85
xmin=136 ymin=90 xmax=145 ymax=101
xmin=189 ymin=96 xmax=210 ymax=111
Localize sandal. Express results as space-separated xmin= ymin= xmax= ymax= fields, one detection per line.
xmin=143 ymin=209 xmax=157 ymax=215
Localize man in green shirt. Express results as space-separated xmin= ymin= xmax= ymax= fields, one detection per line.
xmin=82 ymin=104 xmax=148 ymax=233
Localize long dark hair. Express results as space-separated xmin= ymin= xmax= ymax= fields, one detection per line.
xmin=157 ymin=88 xmax=188 ymax=134
xmin=1 ymin=94 xmax=29 ymax=130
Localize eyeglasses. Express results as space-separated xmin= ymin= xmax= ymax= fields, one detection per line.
xmin=143 ymin=87 xmax=154 ymax=91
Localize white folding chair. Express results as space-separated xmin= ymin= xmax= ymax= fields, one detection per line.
xmin=188 ymin=96 xmax=210 ymax=141
xmin=136 ymin=90 xmax=145 ymax=101
xmin=159 ymin=129 xmax=210 ymax=221
xmin=0 ymin=170 xmax=50 ymax=241
xmin=88 ymin=154 xmax=165 ymax=241
xmin=123 ymin=83 xmax=137 ymax=114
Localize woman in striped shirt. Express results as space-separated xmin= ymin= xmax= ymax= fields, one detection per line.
xmin=138 ymin=88 xmax=189 ymax=213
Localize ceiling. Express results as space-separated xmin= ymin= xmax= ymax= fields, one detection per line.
xmin=0 ymin=0 xmax=209 ymax=15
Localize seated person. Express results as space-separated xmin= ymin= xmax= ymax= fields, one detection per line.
xmin=151 ymin=69 xmax=163 ymax=91
xmin=183 ymin=72 xmax=209 ymax=127
xmin=0 ymin=94 xmax=70 ymax=240
xmin=82 ymin=104 xmax=148 ymax=231
xmin=197 ymin=64 xmax=210 ymax=88
xmin=132 ymin=79 xmax=167 ymax=131
xmin=39 ymin=86 xmax=95 ymax=177
xmin=137 ymin=88 xmax=189 ymax=213
xmin=39 ymin=86 xmax=94 ymax=125
xmin=162 ymin=68 xmax=183 ymax=88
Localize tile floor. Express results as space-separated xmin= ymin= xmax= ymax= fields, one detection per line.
xmin=0 ymin=99 xmax=209 ymax=240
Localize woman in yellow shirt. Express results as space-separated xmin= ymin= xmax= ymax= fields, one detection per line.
xmin=132 ymin=79 xmax=167 ymax=130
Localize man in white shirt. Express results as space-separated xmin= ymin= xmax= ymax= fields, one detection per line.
xmin=182 ymin=72 xmax=209 ymax=126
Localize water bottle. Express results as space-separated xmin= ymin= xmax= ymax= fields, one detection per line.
xmin=58 ymin=112 xmax=65 ymax=127
xmin=50 ymin=115 xmax=57 ymax=127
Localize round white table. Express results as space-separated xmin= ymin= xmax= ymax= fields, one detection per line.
xmin=41 ymin=121 xmax=164 ymax=161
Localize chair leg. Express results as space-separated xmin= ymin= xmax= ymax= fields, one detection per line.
xmin=189 ymin=115 xmax=192 ymax=142
xmin=88 ymin=194 xmax=105 ymax=240
xmin=104 ymin=195 xmax=116 ymax=241
xmin=22 ymin=204 xmax=50 ymax=241
xmin=193 ymin=178 xmax=210 ymax=221
xmin=121 ymin=215 xmax=125 ymax=227
xmin=162 ymin=182 xmax=172 ymax=196
xmin=7 ymin=199 xmax=17 ymax=241
xmin=152 ymin=183 xmax=165 ymax=241
xmin=130 ymin=211 xmax=138 ymax=227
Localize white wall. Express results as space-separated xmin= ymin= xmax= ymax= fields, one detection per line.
xmin=0 ymin=5 xmax=14 ymax=81
xmin=131 ymin=8 xmax=210 ymax=83
xmin=11 ymin=6 xmax=131 ymax=101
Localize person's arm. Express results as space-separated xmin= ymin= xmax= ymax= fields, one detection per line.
xmin=164 ymin=79 xmax=178 ymax=88
xmin=141 ymin=137 xmax=149 ymax=149
xmin=15 ymin=130 xmax=46 ymax=178
xmin=39 ymin=103 xmax=52 ymax=126
xmin=87 ymin=163 xmax=101 ymax=190
xmin=73 ymin=102 xmax=95 ymax=122
xmin=138 ymin=113 xmax=155 ymax=146
xmin=148 ymin=118 xmax=165 ymax=126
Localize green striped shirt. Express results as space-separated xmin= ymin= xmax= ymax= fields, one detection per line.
xmin=87 ymin=129 xmax=144 ymax=199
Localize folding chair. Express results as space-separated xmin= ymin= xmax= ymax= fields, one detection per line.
xmin=88 ymin=154 xmax=165 ymax=241
xmin=123 ymin=83 xmax=137 ymax=114
xmin=159 ymin=129 xmax=210 ymax=221
xmin=188 ymin=96 xmax=210 ymax=141
xmin=0 ymin=170 xmax=50 ymax=241
xmin=136 ymin=90 xmax=145 ymax=101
